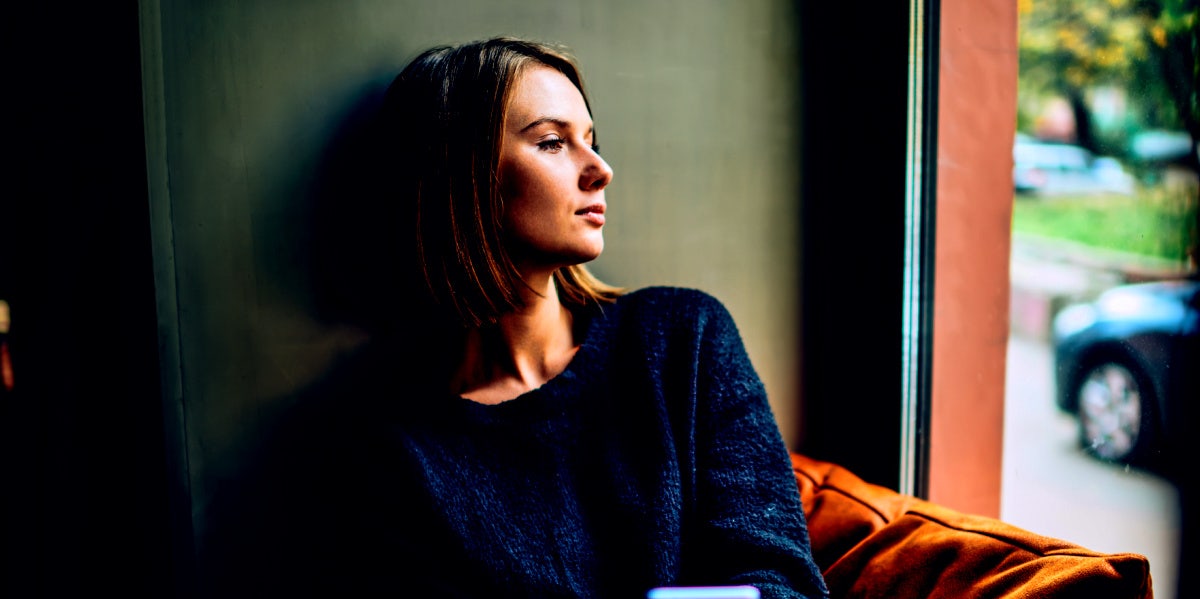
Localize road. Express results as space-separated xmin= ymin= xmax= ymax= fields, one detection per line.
xmin=1001 ymin=335 xmax=1180 ymax=599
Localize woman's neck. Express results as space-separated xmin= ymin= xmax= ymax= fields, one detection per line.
xmin=450 ymin=275 xmax=580 ymax=404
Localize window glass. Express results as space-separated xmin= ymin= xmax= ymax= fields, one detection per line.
xmin=1002 ymin=2 xmax=1197 ymax=598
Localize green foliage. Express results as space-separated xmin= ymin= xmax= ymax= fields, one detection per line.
xmin=1012 ymin=185 xmax=1199 ymax=262
xmin=1017 ymin=0 xmax=1198 ymax=157
xmin=1018 ymin=0 xmax=1151 ymax=93
xmin=1144 ymin=0 xmax=1199 ymax=137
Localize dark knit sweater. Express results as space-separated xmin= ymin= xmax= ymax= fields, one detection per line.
xmin=203 ymin=286 xmax=827 ymax=599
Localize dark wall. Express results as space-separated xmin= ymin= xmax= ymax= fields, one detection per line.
xmin=796 ymin=2 xmax=914 ymax=490
xmin=2 ymin=4 xmax=173 ymax=597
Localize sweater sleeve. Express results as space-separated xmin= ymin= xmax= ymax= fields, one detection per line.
xmin=682 ymin=293 xmax=829 ymax=599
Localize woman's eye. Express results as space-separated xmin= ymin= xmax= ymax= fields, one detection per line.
xmin=537 ymin=138 xmax=565 ymax=152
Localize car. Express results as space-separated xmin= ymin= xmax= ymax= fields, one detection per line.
xmin=1051 ymin=277 xmax=1200 ymax=468
xmin=1013 ymin=137 xmax=1136 ymax=196
xmin=1129 ymin=129 xmax=1196 ymax=165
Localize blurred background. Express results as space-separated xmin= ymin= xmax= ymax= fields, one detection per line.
xmin=1004 ymin=2 xmax=1197 ymax=599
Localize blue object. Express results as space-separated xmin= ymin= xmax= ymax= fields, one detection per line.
xmin=647 ymin=586 xmax=761 ymax=599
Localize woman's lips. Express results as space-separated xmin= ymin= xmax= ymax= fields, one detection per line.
xmin=577 ymin=204 xmax=605 ymax=226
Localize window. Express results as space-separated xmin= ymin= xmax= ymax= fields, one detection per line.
xmin=1001 ymin=2 xmax=1197 ymax=598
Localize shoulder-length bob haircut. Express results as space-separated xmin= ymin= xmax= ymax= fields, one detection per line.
xmin=380 ymin=36 xmax=622 ymax=329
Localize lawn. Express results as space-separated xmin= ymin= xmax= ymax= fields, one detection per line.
xmin=1011 ymin=185 xmax=1198 ymax=264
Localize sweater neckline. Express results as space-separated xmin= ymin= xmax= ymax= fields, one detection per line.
xmin=440 ymin=303 xmax=607 ymax=425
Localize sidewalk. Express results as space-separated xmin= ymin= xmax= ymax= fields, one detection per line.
xmin=1008 ymin=233 xmax=1194 ymax=341
xmin=1004 ymin=234 xmax=1190 ymax=599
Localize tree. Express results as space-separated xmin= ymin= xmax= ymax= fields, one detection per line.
xmin=1018 ymin=0 xmax=1198 ymax=173
xmin=1135 ymin=0 xmax=1199 ymax=172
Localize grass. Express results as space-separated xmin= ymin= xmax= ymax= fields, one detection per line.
xmin=1012 ymin=184 xmax=1198 ymax=264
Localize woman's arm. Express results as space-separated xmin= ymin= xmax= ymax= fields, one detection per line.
xmin=681 ymin=293 xmax=829 ymax=599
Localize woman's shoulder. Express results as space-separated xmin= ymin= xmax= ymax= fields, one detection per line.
xmin=595 ymin=286 xmax=750 ymax=370
xmin=613 ymin=286 xmax=735 ymax=328
xmin=620 ymin=285 xmax=726 ymax=309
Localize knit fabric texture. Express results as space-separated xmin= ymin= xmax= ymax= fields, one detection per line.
xmin=202 ymin=286 xmax=828 ymax=599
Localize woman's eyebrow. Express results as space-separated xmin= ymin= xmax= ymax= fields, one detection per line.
xmin=519 ymin=116 xmax=593 ymax=136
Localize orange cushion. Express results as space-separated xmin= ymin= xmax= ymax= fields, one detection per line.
xmin=791 ymin=453 xmax=1153 ymax=598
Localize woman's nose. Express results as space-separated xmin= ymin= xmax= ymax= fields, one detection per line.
xmin=580 ymin=150 xmax=613 ymax=191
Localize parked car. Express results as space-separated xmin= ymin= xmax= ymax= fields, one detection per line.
xmin=1014 ymin=137 xmax=1136 ymax=196
xmin=1052 ymin=278 xmax=1200 ymax=468
xmin=1129 ymin=129 xmax=1196 ymax=165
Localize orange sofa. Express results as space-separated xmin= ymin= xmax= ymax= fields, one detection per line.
xmin=790 ymin=453 xmax=1154 ymax=598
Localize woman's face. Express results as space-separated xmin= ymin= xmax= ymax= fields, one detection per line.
xmin=498 ymin=65 xmax=614 ymax=275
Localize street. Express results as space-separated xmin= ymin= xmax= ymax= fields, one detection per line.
xmin=1001 ymin=335 xmax=1180 ymax=599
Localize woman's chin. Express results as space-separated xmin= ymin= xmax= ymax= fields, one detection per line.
xmin=552 ymin=239 xmax=605 ymax=265
xmin=513 ymin=236 xmax=605 ymax=270
xmin=575 ymin=241 xmax=604 ymax=263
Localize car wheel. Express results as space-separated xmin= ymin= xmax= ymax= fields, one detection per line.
xmin=1075 ymin=359 xmax=1156 ymax=464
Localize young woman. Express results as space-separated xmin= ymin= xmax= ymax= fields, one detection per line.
xmin=204 ymin=37 xmax=827 ymax=599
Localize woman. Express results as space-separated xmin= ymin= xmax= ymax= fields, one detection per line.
xmin=205 ymin=37 xmax=827 ymax=599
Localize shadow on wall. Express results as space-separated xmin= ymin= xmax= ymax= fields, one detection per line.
xmin=298 ymin=77 xmax=408 ymax=334
xmin=251 ymin=66 xmax=455 ymax=340
xmin=192 ymin=75 xmax=413 ymax=507
xmin=197 ymin=71 xmax=464 ymax=596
